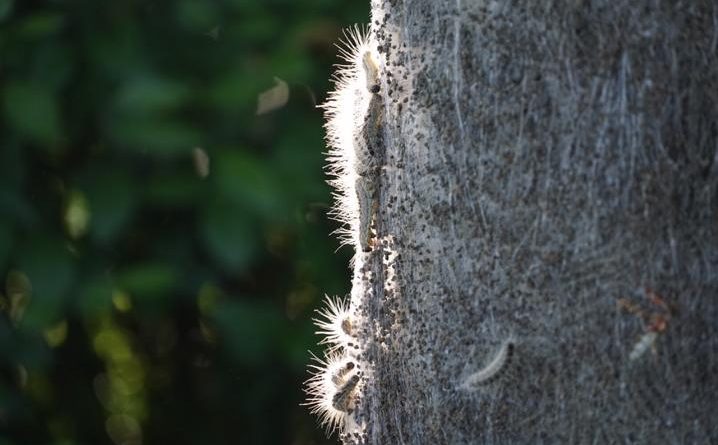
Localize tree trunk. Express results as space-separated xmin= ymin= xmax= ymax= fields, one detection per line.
xmin=351 ymin=1 xmax=718 ymax=443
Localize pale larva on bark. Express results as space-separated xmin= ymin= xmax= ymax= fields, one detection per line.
xmin=629 ymin=331 xmax=658 ymax=361
xmin=460 ymin=339 xmax=515 ymax=390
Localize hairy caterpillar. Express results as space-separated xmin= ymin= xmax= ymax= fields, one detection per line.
xmin=460 ymin=339 xmax=515 ymax=390
xmin=313 ymin=295 xmax=354 ymax=352
xmin=304 ymin=296 xmax=362 ymax=435
xmin=321 ymin=24 xmax=383 ymax=255
xmin=305 ymin=295 xmax=363 ymax=436
xmin=304 ymin=352 xmax=362 ymax=435
xmin=306 ymin=352 xmax=357 ymax=393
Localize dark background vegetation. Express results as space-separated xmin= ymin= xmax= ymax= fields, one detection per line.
xmin=0 ymin=0 xmax=366 ymax=443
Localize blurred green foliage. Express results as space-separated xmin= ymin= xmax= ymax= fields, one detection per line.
xmin=0 ymin=0 xmax=366 ymax=443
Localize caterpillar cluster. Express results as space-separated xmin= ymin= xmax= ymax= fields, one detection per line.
xmin=304 ymin=23 xmax=379 ymax=438
xmin=304 ymin=296 xmax=363 ymax=436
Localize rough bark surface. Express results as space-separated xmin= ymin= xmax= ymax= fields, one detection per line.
xmin=352 ymin=1 xmax=718 ymax=443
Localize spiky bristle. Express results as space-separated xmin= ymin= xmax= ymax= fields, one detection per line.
xmin=320 ymin=24 xmax=374 ymax=260
xmin=313 ymin=295 xmax=354 ymax=352
xmin=303 ymin=351 xmax=360 ymax=435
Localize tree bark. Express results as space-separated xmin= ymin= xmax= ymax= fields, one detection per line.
xmin=352 ymin=1 xmax=718 ymax=443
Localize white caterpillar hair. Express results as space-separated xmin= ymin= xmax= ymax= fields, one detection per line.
xmin=304 ymin=351 xmax=362 ymax=435
xmin=321 ymin=24 xmax=377 ymax=256
xmin=313 ymin=295 xmax=355 ymax=353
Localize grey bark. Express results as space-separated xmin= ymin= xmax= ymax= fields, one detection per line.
xmin=352 ymin=1 xmax=718 ymax=443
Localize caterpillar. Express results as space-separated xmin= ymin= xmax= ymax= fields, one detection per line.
xmin=304 ymin=351 xmax=362 ymax=435
xmin=313 ymin=295 xmax=354 ymax=352
xmin=321 ymin=24 xmax=383 ymax=256
xmin=460 ymin=339 xmax=515 ymax=390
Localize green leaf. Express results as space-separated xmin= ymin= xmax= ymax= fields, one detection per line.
xmin=176 ymin=0 xmax=218 ymax=31
xmin=0 ymin=140 xmax=24 ymax=188
xmin=15 ymin=12 xmax=64 ymax=39
xmin=117 ymin=262 xmax=177 ymax=299
xmin=85 ymin=171 xmax=137 ymax=245
xmin=109 ymin=118 xmax=201 ymax=157
xmin=15 ymin=237 xmax=76 ymax=331
xmin=63 ymin=190 xmax=90 ymax=239
xmin=114 ymin=76 xmax=192 ymax=115
xmin=0 ymin=222 xmax=11 ymax=268
xmin=75 ymin=278 xmax=114 ymax=317
xmin=0 ymin=190 xmax=38 ymax=227
xmin=207 ymin=66 xmax=261 ymax=110
xmin=214 ymin=150 xmax=283 ymax=219
xmin=211 ymin=299 xmax=282 ymax=366
xmin=200 ymin=200 xmax=257 ymax=272
xmin=146 ymin=172 xmax=203 ymax=207
xmin=32 ymin=42 xmax=74 ymax=91
xmin=0 ymin=0 xmax=13 ymax=22
xmin=3 ymin=82 xmax=61 ymax=146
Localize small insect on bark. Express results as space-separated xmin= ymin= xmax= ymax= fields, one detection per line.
xmin=618 ymin=287 xmax=674 ymax=361
xmin=629 ymin=331 xmax=659 ymax=361
xmin=460 ymin=339 xmax=515 ymax=390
